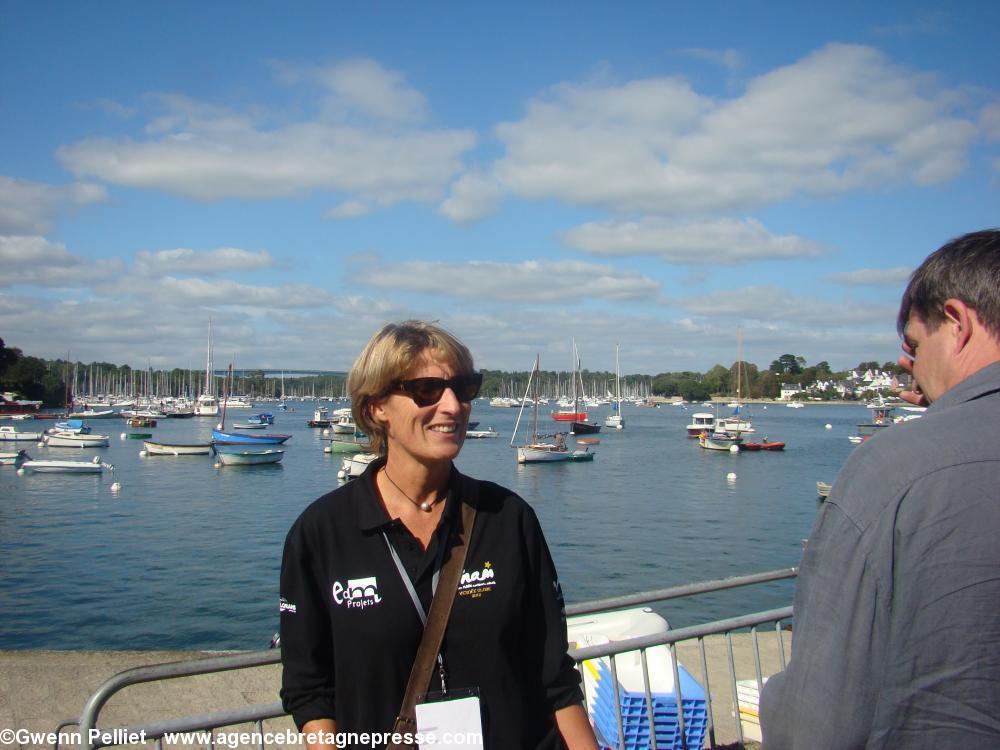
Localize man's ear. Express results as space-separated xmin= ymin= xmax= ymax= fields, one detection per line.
xmin=942 ymin=298 xmax=974 ymax=352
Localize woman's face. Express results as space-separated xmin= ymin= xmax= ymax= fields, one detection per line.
xmin=373 ymin=353 xmax=471 ymax=467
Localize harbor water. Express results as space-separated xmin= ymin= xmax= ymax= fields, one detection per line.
xmin=0 ymin=401 xmax=861 ymax=650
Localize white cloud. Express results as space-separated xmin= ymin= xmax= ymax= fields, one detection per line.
xmin=828 ymin=267 xmax=912 ymax=285
xmin=486 ymin=43 xmax=981 ymax=216
xmin=355 ymin=258 xmax=660 ymax=303
xmin=0 ymin=236 xmax=122 ymax=287
xmin=325 ymin=200 xmax=372 ymax=220
xmin=149 ymin=277 xmax=332 ymax=308
xmin=0 ymin=177 xmax=107 ymax=235
xmin=56 ymin=61 xmax=476 ymax=205
xmin=134 ymin=247 xmax=275 ymax=276
xmin=316 ymin=58 xmax=429 ymax=124
xmin=679 ymin=48 xmax=744 ymax=71
xmin=439 ymin=171 xmax=504 ymax=224
xmin=562 ymin=217 xmax=825 ymax=264
xmin=673 ymin=285 xmax=897 ymax=327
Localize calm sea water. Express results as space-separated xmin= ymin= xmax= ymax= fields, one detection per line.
xmin=0 ymin=401 xmax=862 ymax=650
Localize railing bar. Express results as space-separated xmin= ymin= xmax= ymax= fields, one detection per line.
xmin=669 ymin=642 xmax=687 ymax=750
xmin=698 ymin=637 xmax=717 ymax=750
xmin=566 ymin=568 xmax=797 ymax=616
xmin=751 ymin=626 xmax=764 ymax=692
xmin=571 ymin=607 xmax=793 ymax=661
xmin=84 ymin=702 xmax=288 ymax=745
xmin=155 ymin=738 xmax=163 ymax=750
xmin=776 ymin=620 xmax=788 ymax=670
xmin=209 ymin=726 xmax=215 ymax=750
xmin=609 ymin=653 xmax=625 ymax=750
xmin=726 ymin=631 xmax=744 ymax=746
xmin=639 ymin=648 xmax=657 ymax=750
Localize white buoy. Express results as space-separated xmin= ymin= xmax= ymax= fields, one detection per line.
xmin=337 ymin=469 xmax=346 ymax=480
xmin=214 ymin=461 xmax=222 ymax=468
xmin=825 ymin=423 xmax=832 ymax=430
xmin=17 ymin=467 xmax=25 ymax=475
xmin=216 ymin=422 xmax=223 ymax=430
xmin=110 ymin=482 xmax=122 ymax=493
xmin=120 ymin=432 xmax=127 ymax=440
xmin=139 ymin=450 xmax=147 ymax=457
xmin=37 ymin=441 xmax=44 ymax=447
xmin=92 ymin=455 xmax=102 ymax=464
xmin=727 ymin=472 xmax=737 ymax=481
xmin=729 ymin=444 xmax=740 ymax=453
xmin=323 ymin=446 xmax=331 ymax=454
xmin=322 ymin=428 xmax=331 ymax=437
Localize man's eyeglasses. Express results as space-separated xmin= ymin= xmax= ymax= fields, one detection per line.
xmin=393 ymin=373 xmax=483 ymax=407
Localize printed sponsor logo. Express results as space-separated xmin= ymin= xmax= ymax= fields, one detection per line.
xmin=332 ymin=576 xmax=383 ymax=609
xmin=278 ymin=596 xmax=297 ymax=614
xmin=458 ymin=561 xmax=497 ymax=599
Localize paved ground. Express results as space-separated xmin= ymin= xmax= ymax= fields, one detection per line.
xmin=1 ymin=633 xmax=787 ymax=749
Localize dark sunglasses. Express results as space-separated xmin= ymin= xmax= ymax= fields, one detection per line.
xmin=393 ymin=373 xmax=483 ymax=407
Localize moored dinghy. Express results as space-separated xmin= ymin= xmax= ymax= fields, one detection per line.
xmin=44 ymin=431 xmax=111 ymax=448
xmin=212 ymin=443 xmax=284 ymax=465
xmin=0 ymin=425 xmax=42 ymax=442
xmin=143 ymin=440 xmax=213 ymax=456
xmin=19 ymin=455 xmax=114 ymax=473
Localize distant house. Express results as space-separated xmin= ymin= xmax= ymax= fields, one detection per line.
xmin=779 ymin=383 xmax=804 ymax=401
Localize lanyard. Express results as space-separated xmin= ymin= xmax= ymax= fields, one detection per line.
xmin=383 ymin=519 xmax=451 ymax=692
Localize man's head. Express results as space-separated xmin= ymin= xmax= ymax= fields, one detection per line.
xmin=897 ymin=229 xmax=1000 ymax=402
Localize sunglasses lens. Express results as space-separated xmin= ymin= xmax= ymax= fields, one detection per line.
xmin=399 ymin=374 xmax=482 ymax=406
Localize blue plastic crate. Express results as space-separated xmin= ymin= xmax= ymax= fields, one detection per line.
xmin=588 ymin=660 xmax=708 ymax=750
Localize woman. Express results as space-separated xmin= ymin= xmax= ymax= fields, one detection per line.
xmin=280 ymin=321 xmax=598 ymax=749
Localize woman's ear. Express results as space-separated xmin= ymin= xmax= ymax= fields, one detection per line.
xmin=370 ymin=397 xmax=388 ymax=424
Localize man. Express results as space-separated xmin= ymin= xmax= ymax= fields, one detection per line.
xmin=760 ymin=229 xmax=1000 ymax=748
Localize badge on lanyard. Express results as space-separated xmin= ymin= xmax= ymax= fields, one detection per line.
xmin=415 ymin=688 xmax=484 ymax=750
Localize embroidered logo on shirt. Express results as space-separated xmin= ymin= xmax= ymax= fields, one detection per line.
xmin=332 ymin=576 xmax=383 ymax=609
xmin=279 ymin=596 xmax=297 ymax=614
xmin=458 ymin=561 xmax=497 ymax=599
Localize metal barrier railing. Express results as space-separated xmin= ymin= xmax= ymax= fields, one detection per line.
xmin=64 ymin=569 xmax=796 ymax=750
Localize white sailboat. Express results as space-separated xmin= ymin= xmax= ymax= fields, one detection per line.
xmin=194 ymin=320 xmax=219 ymax=417
xmin=512 ymin=356 xmax=594 ymax=463
xmin=604 ymin=343 xmax=624 ymax=430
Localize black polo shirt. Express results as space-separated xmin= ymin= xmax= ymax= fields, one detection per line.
xmin=279 ymin=457 xmax=583 ymax=749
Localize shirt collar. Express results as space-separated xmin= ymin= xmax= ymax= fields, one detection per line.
xmin=928 ymin=359 xmax=1000 ymax=413
xmin=356 ymin=456 xmax=467 ymax=533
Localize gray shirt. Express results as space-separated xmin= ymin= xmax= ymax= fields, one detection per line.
xmin=760 ymin=361 xmax=1000 ymax=749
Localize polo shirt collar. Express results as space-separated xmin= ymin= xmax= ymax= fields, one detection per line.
xmin=929 ymin=360 xmax=1000 ymax=413
xmin=355 ymin=455 xmax=469 ymax=533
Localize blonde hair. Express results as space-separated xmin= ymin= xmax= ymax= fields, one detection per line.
xmin=348 ymin=320 xmax=475 ymax=456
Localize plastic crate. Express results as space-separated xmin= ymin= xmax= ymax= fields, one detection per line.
xmin=587 ymin=659 xmax=708 ymax=750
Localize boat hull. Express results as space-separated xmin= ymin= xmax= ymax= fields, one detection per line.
xmin=0 ymin=427 xmax=41 ymax=441
xmin=214 ymin=448 xmax=284 ymax=465
xmin=44 ymin=433 xmax=110 ymax=448
xmin=143 ymin=441 xmax=212 ymax=456
xmin=212 ymin=430 xmax=291 ymax=444
xmin=20 ymin=459 xmax=106 ymax=473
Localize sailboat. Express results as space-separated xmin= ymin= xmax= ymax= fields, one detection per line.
xmin=513 ymin=356 xmax=595 ymax=463
xmin=604 ymin=343 xmax=624 ymax=430
xmin=194 ymin=320 xmax=219 ymax=417
xmin=212 ymin=364 xmax=291 ymax=447
xmin=552 ymin=340 xmax=600 ymax=434
xmin=715 ymin=329 xmax=753 ymax=435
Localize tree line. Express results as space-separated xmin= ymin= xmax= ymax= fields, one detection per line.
xmin=0 ymin=338 xmax=902 ymax=407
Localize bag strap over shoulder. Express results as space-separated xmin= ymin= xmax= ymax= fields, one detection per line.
xmin=389 ymin=500 xmax=477 ymax=749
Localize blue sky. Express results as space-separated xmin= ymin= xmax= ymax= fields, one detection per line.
xmin=1 ymin=2 xmax=997 ymax=375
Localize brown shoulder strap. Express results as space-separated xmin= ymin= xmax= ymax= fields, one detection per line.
xmin=391 ymin=500 xmax=477 ymax=742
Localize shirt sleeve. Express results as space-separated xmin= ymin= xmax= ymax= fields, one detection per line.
xmin=279 ymin=517 xmax=337 ymax=730
xmin=759 ymin=500 xmax=882 ymax=749
xmin=521 ymin=504 xmax=585 ymax=713
xmin=869 ymin=466 xmax=1000 ymax=748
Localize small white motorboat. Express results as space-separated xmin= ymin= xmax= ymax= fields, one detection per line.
xmin=214 ymin=447 xmax=284 ymax=466
xmin=231 ymin=422 xmax=267 ymax=430
xmin=0 ymin=449 xmax=27 ymax=465
xmin=44 ymin=431 xmax=111 ymax=448
xmin=19 ymin=456 xmax=112 ymax=474
xmin=142 ymin=441 xmax=213 ymax=456
xmin=338 ymin=452 xmax=377 ymax=479
xmin=466 ymin=427 xmax=499 ymax=439
xmin=0 ymin=425 xmax=42 ymax=442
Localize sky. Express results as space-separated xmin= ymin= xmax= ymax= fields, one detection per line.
xmin=1 ymin=1 xmax=998 ymax=376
